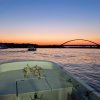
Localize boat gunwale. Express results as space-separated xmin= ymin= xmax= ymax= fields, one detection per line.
xmin=0 ymin=60 xmax=100 ymax=99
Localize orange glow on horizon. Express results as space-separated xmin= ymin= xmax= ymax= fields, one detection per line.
xmin=0 ymin=33 xmax=100 ymax=45
xmin=0 ymin=38 xmax=100 ymax=45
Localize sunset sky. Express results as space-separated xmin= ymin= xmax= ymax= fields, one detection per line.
xmin=0 ymin=0 xmax=100 ymax=45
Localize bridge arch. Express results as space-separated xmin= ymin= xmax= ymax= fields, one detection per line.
xmin=61 ymin=39 xmax=99 ymax=46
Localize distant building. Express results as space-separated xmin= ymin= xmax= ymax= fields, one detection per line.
xmin=0 ymin=44 xmax=8 ymax=49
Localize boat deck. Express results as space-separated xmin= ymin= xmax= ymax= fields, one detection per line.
xmin=0 ymin=69 xmax=72 ymax=95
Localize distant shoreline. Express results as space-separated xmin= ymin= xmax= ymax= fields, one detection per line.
xmin=0 ymin=43 xmax=63 ymax=48
xmin=0 ymin=43 xmax=100 ymax=49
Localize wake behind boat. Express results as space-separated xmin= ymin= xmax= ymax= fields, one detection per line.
xmin=0 ymin=60 xmax=100 ymax=100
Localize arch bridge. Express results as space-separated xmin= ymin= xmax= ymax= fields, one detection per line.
xmin=60 ymin=39 xmax=100 ymax=48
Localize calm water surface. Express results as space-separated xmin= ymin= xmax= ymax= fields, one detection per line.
xmin=0 ymin=48 xmax=100 ymax=93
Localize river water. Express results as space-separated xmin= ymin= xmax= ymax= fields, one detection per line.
xmin=0 ymin=48 xmax=100 ymax=93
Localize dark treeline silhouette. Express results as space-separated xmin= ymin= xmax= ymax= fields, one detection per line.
xmin=0 ymin=43 xmax=62 ymax=48
xmin=0 ymin=43 xmax=37 ymax=48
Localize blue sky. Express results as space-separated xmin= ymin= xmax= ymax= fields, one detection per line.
xmin=0 ymin=0 xmax=100 ymax=44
